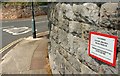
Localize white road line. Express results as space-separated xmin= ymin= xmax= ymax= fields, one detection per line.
xmin=12 ymin=29 xmax=32 ymax=35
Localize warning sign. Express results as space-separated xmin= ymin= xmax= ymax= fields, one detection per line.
xmin=88 ymin=32 xmax=118 ymax=66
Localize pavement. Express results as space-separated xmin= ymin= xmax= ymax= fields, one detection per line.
xmin=0 ymin=31 xmax=52 ymax=75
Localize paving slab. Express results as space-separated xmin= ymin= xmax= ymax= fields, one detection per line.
xmin=1 ymin=56 xmax=20 ymax=74
xmin=1 ymin=36 xmax=50 ymax=74
xmin=21 ymin=69 xmax=47 ymax=74
xmin=30 ymin=37 xmax=50 ymax=73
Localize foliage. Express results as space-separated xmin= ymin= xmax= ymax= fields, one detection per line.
xmin=0 ymin=2 xmax=48 ymax=6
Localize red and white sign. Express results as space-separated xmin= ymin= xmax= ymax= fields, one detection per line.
xmin=88 ymin=32 xmax=118 ymax=66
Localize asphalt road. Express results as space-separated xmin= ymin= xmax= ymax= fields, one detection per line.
xmin=1 ymin=15 xmax=48 ymax=48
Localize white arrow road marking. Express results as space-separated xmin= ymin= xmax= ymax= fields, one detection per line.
xmin=3 ymin=27 xmax=34 ymax=35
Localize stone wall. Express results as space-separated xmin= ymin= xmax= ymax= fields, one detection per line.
xmin=1 ymin=4 xmax=47 ymax=19
xmin=48 ymin=2 xmax=120 ymax=75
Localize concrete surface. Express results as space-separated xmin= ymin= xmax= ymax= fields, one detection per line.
xmin=0 ymin=32 xmax=51 ymax=74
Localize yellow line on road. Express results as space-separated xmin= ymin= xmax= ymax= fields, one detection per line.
xmin=0 ymin=31 xmax=49 ymax=54
xmin=0 ymin=38 xmax=23 ymax=54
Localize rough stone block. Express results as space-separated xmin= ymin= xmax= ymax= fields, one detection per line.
xmin=81 ymin=47 xmax=100 ymax=72
xmin=64 ymin=58 xmax=81 ymax=74
xmin=65 ymin=53 xmax=81 ymax=72
xmin=97 ymin=27 xmax=117 ymax=36
xmin=117 ymin=30 xmax=120 ymax=38
xmin=117 ymin=31 xmax=120 ymax=52
xmin=50 ymin=26 xmax=59 ymax=42
xmin=75 ymin=38 xmax=100 ymax=72
xmin=100 ymin=3 xmax=118 ymax=29
xmin=73 ymin=36 xmax=81 ymax=55
xmin=50 ymin=40 xmax=57 ymax=55
xmin=58 ymin=9 xmax=63 ymax=21
xmin=73 ymin=4 xmax=88 ymax=17
xmin=69 ymin=21 xmax=82 ymax=36
xmin=50 ymin=31 xmax=57 ymax=41
xmin=49 ymin=53 xmax=56 ymax=63
xmin=81 ymin=23 xmax=91 ymax=40
xmin=68 ymin=35 xmax=84 ymax=56
xmin=58 ymin=45 xmax=68 ymax=59
xmin=59 ymin=19 xmax=69 ymax=32
xmin=58 ymin=29 xmax=69 ymax=50
xmin=83 ymin=3 xmax=99 ymax=23
xmin=72 ymin=4 xmax=80 ymax=16
xmin=62 ymin=4 xmax=75 ymax=20
xmin=54 ymin=3 xmax=64 ymax=22
xmin=67 ymin=33 xmax=74 ymax=55
xmin=65 ymin=10 xmax=75 ymax=20
xmin=64 ymin=67 xmax=72 ymax=74
xmin=100 ymin=64 xmax=118 ymax=74
xmin=55 ymin=50 xmax=65 ymax=71
xmin=61 ymin=3 xmax=66 ymax=13
xmin=80 ymin=63 xmax=97 ymax=74
xmin=76 ymin=39 xmax=87 ymax=57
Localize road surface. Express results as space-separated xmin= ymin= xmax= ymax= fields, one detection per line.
xmin=1 ymin=15 xmax=48 ymax=48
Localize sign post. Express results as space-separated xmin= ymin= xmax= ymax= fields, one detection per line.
xmin=31 ymin=1 xmax=36 ymax=38
xmin=88 ymin=32 xmax=118 ymax=66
